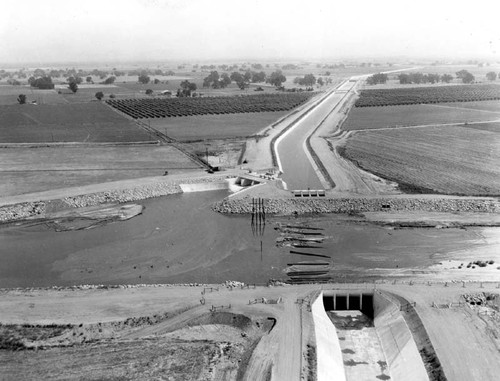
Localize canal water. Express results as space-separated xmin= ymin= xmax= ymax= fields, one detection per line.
xmin=0 ymin=190 xmax=495 ymax=288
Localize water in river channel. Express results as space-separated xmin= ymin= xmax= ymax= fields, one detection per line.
xmin=0 ymin=190 xmax=496 ymax=287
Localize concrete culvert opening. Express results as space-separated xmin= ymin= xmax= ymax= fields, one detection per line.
xmin=316 ymin=291 xmax=428 ymax=381
xmin=323 ymin=292 xmax=374 ymax=320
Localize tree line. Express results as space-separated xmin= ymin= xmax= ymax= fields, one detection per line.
xmin=366 ymin=70 xmax=500 ymax=86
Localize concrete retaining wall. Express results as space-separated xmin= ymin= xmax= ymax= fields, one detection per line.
xmin=311 ymin=291 xmax=346 ymax=381
xmin=374 ymin=292 xmax=428 ymax=381
xmin=179 ymin=181 xmax=229 ymax=193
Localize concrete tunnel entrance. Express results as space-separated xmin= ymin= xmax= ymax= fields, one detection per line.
xmin=316 ymin=290 xmax=429 ymax=381
xmin=323 ymin=292 xmax=374 ymax=320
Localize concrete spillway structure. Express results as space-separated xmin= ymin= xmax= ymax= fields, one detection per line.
xmin=312 ymin=290 xmax=428 ymax=381
xmin=311 ymin=292 xmax=346 ymax=381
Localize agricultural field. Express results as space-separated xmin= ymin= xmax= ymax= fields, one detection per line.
xmin=149 ymin=111 xmax=288 ymax=141
xmin=342 ymin=102 xmax=500 ymax=131
xmin=355 ymin=84 xmax=500 ymax=107
xmin=0 ymin=145 xmax=200 ymax=196
xmin=0 ymin=85 xmax=67 ymax=105
xmin=339 ymin=125 xmax=500 ymax=196
xmin=106 ymin=92 xmax=315 ymax=119
xmin=0 ymin=102 xmax=153 ymax=143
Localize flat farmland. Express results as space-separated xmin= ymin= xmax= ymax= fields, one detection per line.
xmin=148 ymin=111 xmax=288 ymax=140
xmin=0 ymin=103 xmax=153 ymax=143
xmin=0 ymin=85 xmax=67 ymax=105
xmin=340 ymin=125 xmax=500 ymax=196
xmin=342 ymin=103 xmax=500 ymax=131
xmin=0 ymin=145 xmax=200 ymax=196
xmin=430 ymin=100 xmax=500 ymax=113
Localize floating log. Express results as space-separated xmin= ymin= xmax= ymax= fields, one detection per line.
xmin=291 ymin=244 xmax=324 ymax=249
xmin=289 ymin=250 xmax=331 ymax=259
xmin=287 ymin=271 xmax=329 ymax=277
xmin=282 ymin=229 xmax=323 ymax=236
xmin=285 ymin=225 xmax=324 ymax=231
xmin=280 ymin=236 xmax=325 ymax=242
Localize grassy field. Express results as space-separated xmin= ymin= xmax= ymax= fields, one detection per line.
xmin=342 ymin=102 xmax=500 ymax=131
xmin=0 ymin=102 xmax=153 ymax=143
xmin=431 ymin=100 xmax=500 ymax=113
xmin=0 ymin=145 xmax=200 ymax=196
xmin=340 ymin=125 xmax=500 ymax=196
xmin=149 ymin=111 xmax=288 ymax=140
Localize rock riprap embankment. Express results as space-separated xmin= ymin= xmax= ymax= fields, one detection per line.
xmin=213 ymin=196 xmax=500 ymax=215
xmin=0 ymin=202 xmax=45 ymax=222
xmin=0 ymin=175 xmax=231 ymax=223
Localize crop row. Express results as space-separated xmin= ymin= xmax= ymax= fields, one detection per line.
xmin=355 ymin=84 xmax=500 ymax=107
xmin=106 ymin=93 xmax=315 ymax=119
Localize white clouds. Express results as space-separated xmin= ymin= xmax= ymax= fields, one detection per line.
xmin=1 ymin=0 xmax=499 ymax=64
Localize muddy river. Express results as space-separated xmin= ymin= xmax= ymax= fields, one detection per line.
xmin=0 ymin=190 xmax=498 ymax=288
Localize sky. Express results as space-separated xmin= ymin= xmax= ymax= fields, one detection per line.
xmin=1 ymin=0 xmax=499 ymax=65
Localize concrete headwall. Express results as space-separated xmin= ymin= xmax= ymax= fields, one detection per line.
xmin=311 ymin=291 xmax=346 ymax=381
xmin=179 ymin=181 xmax=229 ymax=193
xmin=374 ymin=292 xmax=428 ymax=381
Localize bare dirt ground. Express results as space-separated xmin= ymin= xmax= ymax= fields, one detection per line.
xmin=1 ymin=282 xmax=498 ymax=380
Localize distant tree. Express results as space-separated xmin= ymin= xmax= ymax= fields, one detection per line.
xmin=486 ymin=71 xmax=497 ymax=81
xmin=366 ymin=73 xmax=388 ymax=85
xmin=243 ymin=70 xmax=252 ymax=82
xmin=220 ymin=73 xmax=231 ymax=88
xmin=456 ymin=70 xmax=475 ymax=83
xmin=230 ymin=72 xmax=244 ymax=83
xmin=49 ymin=70 xmax=61 ymax=78
xmin=317 ymin=77 xmax=324 ymax=86
xmin=267 ymin=70 xmax=286 ymax=88
xmin=398 ymin=73 xmax=411 ymax=84
xmin=203 ymin=71 xmax=220 ymax=88
xmin=251 ymin=71 xmax=266 ymax=83
xmin=103 ymin=76 xmax=116 ymax=85
xmin=177 ymin=80 xmax=197 ymax=97
xmin=138 ymin=74 xmax=150 ymax=84
xmin=30 ymin=76 xmax=54 ymax=89
xmin=33 ymin=68 xmax=45 ymax=77
xmin=86 ymin=76 xmax=93 ymax=83
xmin=10 ymin=79 xmax=21 ymax=86
xmin=68 ymin=81 xmax=78 ymax=93
xmin=237 ymin=81 xmax=249 ymax=90
xmin=153 ymin=78 xmax=161 ymax=84
xmin=109 ymin=94 xmax=116 ymax=98
xmin=154 ymin=69 xmax=163 ymax=75
xmin=95 ymin=91 xmax=104 ymax=100
xmin=441 ymin=74 xmax=453 ymax=83
xmin=145 ymin=89 xmax=153 ymax=95
xmin=17 ymin=94 xmax=26 ymax=104
xmin=426 ymin=73 xmax=441 ymax=84
xmin=301 ymin=74 xmax=316 ymax=86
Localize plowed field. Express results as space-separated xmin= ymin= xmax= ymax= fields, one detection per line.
xmin=0 ymin=103 xmax=152 ymax=142
xmin=340 ymin=125 xmax=500 ymax=196
xmin=342 ymin=103 xmax=500 ymax=131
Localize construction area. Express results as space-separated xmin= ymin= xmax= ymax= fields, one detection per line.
xmin=1 ymin=280 xmax=499 ymax=380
